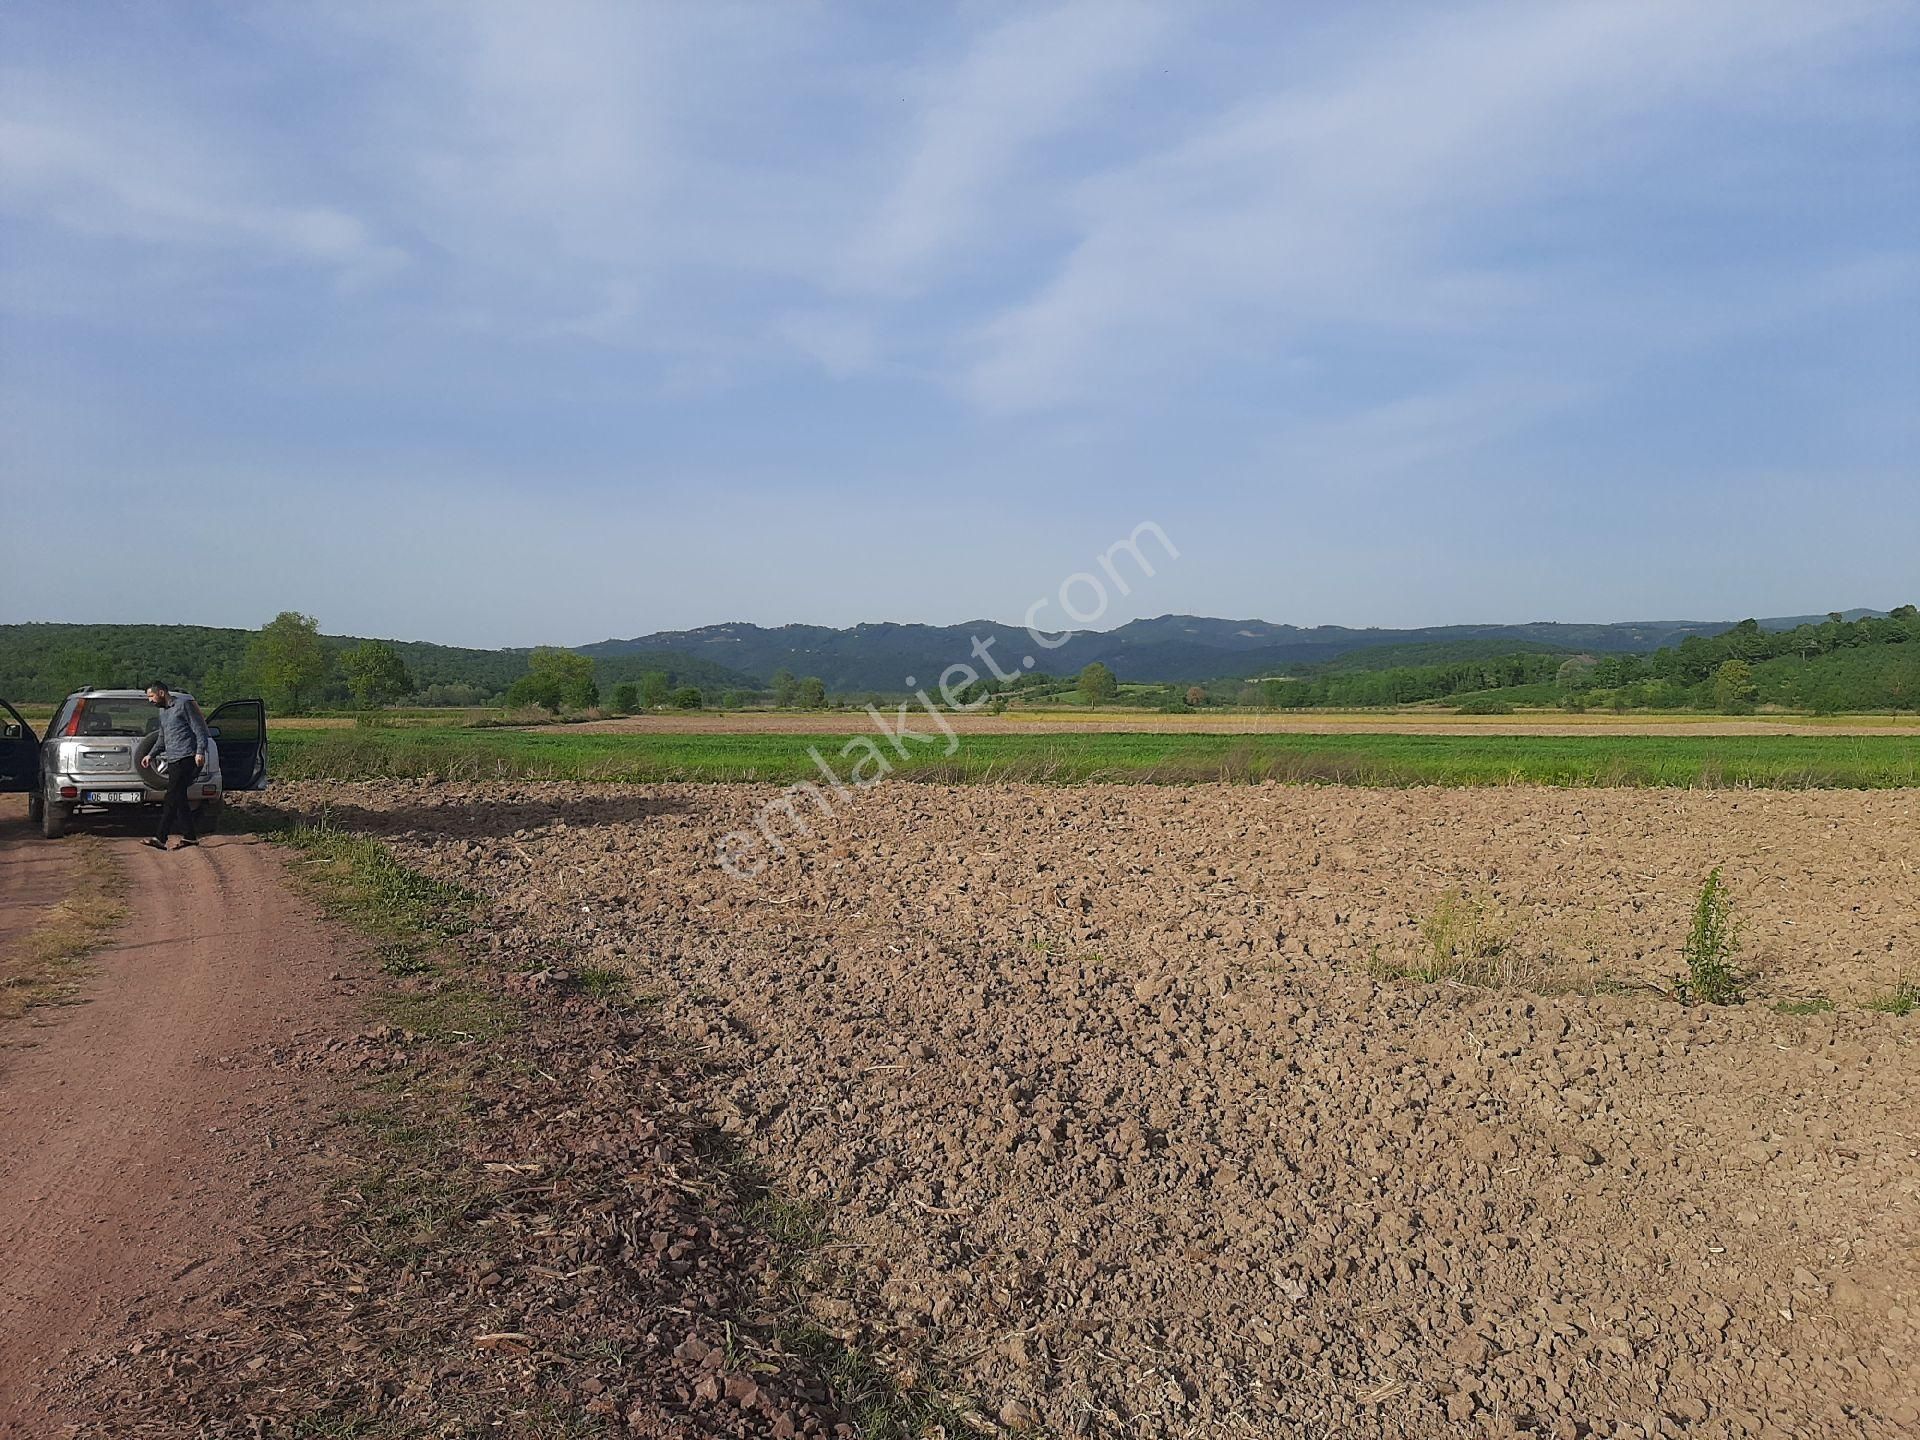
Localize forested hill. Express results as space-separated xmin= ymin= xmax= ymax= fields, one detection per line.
xmin=0 ymin=623 xmax=758 ymax=705
xmin=3 ymin=607 xmax=1903 ymax=708
xmin=581 ymin=610 xmax=1889 ymax=692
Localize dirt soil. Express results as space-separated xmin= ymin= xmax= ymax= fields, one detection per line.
xmin=0 ymin=795 xmax=864 ymax=1438
xmin=271 ymin=779 xmax=1920 ymax=1439
xmin=0 ymin=799 xmax=366 ymax=1436
xmin=0 ymin=806 xmax=81 ymax=954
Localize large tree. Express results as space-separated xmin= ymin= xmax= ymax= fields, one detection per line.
xmin=505 ymin=647 xmax=599 ymax=713
xmin=638 ymin=670 xmax=672 ymax=709
xmin=1713 ymin=659 xmax=1757 ymax=714
xmin=340 ymin=640 xmax=414 ymax=709
xmin=247 ymin=611 xmax=332 ymax=714
xmin=1076 ymin=661 xmax=1117 ymax=704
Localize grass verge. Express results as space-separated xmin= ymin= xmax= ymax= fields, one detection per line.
xmin=0 ymin=838 xmax=128 ymax=1021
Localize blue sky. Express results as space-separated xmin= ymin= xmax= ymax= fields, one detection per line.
xmin=1 ymin=1 xmax=1914 ymax=647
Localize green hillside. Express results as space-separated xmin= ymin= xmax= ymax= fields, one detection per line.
xmin=0 ymin=622 xmax=760 ymax=707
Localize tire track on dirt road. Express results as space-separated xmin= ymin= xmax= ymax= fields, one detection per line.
xmin=0 ymin=803 xmax=360 ymax=1436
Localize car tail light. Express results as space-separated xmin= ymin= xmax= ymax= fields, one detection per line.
xmin=59 ymin=785 xmax=79 ymax=799
xmin=63 ymin=700 xmax=86 ymax=736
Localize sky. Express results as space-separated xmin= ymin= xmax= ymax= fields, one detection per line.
xmin=0 ymin=0 xmax=1914 ymax=648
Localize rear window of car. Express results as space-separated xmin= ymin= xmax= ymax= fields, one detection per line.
xmin=71 ymin=699 xmax=158 ymax=738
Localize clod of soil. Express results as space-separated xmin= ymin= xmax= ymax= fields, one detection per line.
xmin=262 ymin=781 xmax=1920 ymax=1438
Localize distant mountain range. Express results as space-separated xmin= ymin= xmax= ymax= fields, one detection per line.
xmin=580 ymin=610 xmax=1888 ymax=692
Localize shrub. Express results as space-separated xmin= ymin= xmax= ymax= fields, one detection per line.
xmin=609 ymin=682 xmax=640 ymax=714
xmin=416 ymin=682 xmax=486 ymax=707
xmin=1676 ymin=868 xmax=1746 ymax=1004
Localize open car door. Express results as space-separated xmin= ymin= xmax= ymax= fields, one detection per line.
xmin=0 ymin=700 xmax=39 ymax=792
xmin=207 ymin=698 xmax=269 ymax=791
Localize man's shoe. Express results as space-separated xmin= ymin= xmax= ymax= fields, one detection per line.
xmin=144 ymin=838 xmax=168 ymax=850
xmin=178 ymin=838 xmax=200 ymax=847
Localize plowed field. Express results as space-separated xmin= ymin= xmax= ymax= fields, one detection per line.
xmin=262 ymin=780 xmax=1919 ymax=1439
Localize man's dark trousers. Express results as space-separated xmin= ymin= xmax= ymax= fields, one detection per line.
xmin=156 ymin=756 xmax=201 ymax=843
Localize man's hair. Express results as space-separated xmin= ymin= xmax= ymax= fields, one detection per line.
xmin=147 ymin=681 xmax=171 ymax=694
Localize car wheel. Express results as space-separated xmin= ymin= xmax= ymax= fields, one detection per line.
xmin=27 ymin=789 xmax=44 ymax=823
xmin=197 ymin=797 xmax=224 ymax=834
xmin=41 ymin=801 xmax=69 ymax=839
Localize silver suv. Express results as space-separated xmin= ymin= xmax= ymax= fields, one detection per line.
xmin=0 ymin=691 xmax=268 ymax=839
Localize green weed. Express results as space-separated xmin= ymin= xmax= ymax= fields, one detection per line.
xmin=777 ymin=1324 xmax=974 ymax=1440
xmin=1865 ymin=973 xmax=1918 ymax=1017
xmin=1773 ymin=996 xmax=1834 ymax=1015
xmin=1675 ymin=868 xmax=1746 ymax=1005
xmin=575 ymin=965 xmax=630 ymax=1000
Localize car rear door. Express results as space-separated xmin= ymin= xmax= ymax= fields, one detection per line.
xmin=207 ymin=699 xmax=268 ymax=791
xmin=0 ymin=700 xmax=40 ymax=792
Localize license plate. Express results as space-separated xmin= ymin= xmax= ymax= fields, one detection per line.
xmin=83 ymin=790 xmax=144 ymax=804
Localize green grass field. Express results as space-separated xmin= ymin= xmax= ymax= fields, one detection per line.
xmin=271 ymin=726 xmax=1920 ymax=788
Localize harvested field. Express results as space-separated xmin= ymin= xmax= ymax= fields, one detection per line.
xmin=259 ymin=781 xmax=1920 ymax=1438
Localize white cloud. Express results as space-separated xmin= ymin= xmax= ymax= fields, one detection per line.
xmin=963 ymin=0 xmax=1905 ymax=413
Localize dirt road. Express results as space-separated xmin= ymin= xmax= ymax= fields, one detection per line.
xmin=0 ymin=799 xmax=357 ymax=1436
xmin=0 ymin=812 xmax=80 ymax=956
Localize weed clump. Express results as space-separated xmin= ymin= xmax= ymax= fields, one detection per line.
xmin=1676 ymin=867 xmax=1746 ymax=1005
xmin=1866 ymin=973 xmax=1917 ymax=1017
xmin=1417 ymin=891 xmax=1510 ymax=979
xmin=1375 ymin=891 xmax=1529 ymax=987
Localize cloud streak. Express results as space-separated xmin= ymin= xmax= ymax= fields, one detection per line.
xmin=963 ymin=0 xmax=1910 ymax=414
xmin=0 ymin=75 xmax=404 ymax=288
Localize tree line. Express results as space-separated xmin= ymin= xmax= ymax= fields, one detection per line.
xmin=0 ymin=618 xmax=759 ymax=713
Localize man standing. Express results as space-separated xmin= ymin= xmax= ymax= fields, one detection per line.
xmin=140 ymin=682 xmax=211 ymax=850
